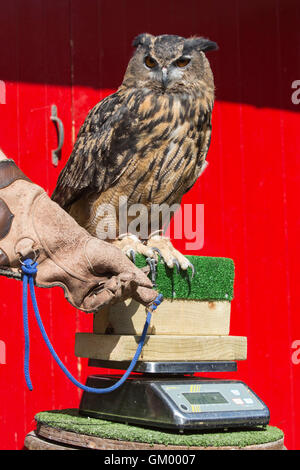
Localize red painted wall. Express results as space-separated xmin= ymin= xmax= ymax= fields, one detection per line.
xmin=0 ymin=0 xmax=299 ymax=449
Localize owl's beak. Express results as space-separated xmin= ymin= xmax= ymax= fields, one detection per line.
xmin=161 ymin=68 xmax=169 ymax=89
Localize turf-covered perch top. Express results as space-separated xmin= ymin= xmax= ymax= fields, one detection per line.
xmin=135 ymin=254 xmax=235 ymax=301
xmin=34 ymin=409 xmax=283 ymax=448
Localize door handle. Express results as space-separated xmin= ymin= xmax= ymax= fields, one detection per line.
xmin=50 ymin=104 xmax=64 ymax=166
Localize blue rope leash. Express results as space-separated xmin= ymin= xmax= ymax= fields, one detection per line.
xmin=21 ymin=258 xmax=163 ymax=394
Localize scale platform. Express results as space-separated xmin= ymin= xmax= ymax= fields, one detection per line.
xmin=88 ymin=359 xmax=237 ymax=374
xmin=79 ymin=361 xmax=270 ymax=431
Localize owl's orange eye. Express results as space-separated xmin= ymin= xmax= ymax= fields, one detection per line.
xmin=144 ymin=55 xmax=157 ymax=69
xmin=176 ymin=57 xmax=191 ymax=68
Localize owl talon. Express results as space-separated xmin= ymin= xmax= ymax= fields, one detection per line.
xmin=128 ymin=249 xmax=136 ymax=264
xmin=173 ymin=259 xmax=180 ymax=273
xmin=151 ymin=247 xmax=163 ymax=261
xmin=187 ymin=261 xmax=195 ymax=279
xmin=146 ymin=257 xmax=157 ymax=287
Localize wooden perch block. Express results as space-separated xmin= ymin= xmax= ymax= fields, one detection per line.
xmin=75 ymin=334 xmax=247 ymax=362
xmin=93 ymin=299 xmax=231 ymax=336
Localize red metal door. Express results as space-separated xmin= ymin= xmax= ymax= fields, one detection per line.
xmin=0 ymin=0 xmax=299 ymax=450
xmin=0 ymin=0 xmax=91 ymax=449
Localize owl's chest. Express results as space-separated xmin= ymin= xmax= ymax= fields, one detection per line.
xmin=134 ymin=115 xmax=202 ymax=186
xmin=110 ymin=93 xmax=209 ymax=204
xmin=135 ymin=94 xmax=202 ymax=162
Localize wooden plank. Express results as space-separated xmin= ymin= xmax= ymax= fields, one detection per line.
xmin=24 ymin=431 xmax=75 ymax=451
xmin=75 ymin=334 xmax=247 ymax=362
xmin=93 ymin=305 xmax=110 ymax=334
xmin=94 ymin=300 xmax=231 ymax=335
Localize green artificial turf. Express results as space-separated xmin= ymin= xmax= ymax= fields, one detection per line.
xmin=0 ymin=255 xmax=235 ymax=301
xmin=35 ymin=409 xmax=283 ymax=448
xmin=135 ymin=254 xmax=235 ymax=301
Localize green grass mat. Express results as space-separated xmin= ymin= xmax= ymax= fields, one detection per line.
xmin=35 ymin=409 xmax=283 ymax=448
xmin=135 ymin=254 xmax=235 ymax=301
xmin=0 ymin=255 xmax=235 ymax=301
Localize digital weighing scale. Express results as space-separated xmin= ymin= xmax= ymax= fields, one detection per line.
xmin=79 ymin=360 xmax=270 ymax=431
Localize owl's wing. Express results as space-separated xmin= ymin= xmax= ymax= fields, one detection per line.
xmin=196 ymin=111 xmax=212 ymax=168
xmin=51 ymin=91 xmax=136 ymax=210
xmin=182 ymin=110 xmax=212 ymax=195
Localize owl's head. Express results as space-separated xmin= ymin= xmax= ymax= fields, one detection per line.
xmin=122 ymin=33 xmax=218 ymax=93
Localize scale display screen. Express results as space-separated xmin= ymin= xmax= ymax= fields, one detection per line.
xmin=182 ymin=391 xmax=228 ymax=405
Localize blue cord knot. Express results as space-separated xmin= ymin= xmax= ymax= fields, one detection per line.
xmin=21 ymin=259 xmax=38 ymax=275
xmin=153 ymin=293 xmax=163 ymax=306
xmin=150 ymin=293 xmax=163 ymax=311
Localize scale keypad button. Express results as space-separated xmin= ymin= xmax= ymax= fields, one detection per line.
xmin=232 ymin=398 xmax=244 ymax=405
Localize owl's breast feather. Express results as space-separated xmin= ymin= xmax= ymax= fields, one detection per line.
xmin=103 ymin=89 xmax=212 ymax=205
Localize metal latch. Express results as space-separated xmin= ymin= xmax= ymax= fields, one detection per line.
xmin=50 ymin=104 xmax=64 ymax=166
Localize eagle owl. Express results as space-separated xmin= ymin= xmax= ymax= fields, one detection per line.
xmin=51 ymin=33 xmax=217 ymax=278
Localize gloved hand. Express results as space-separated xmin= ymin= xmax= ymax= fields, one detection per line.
xmin=0 ymin=151 xmax=157 ymax=311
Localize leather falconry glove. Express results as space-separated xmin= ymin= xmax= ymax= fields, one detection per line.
xmin=0 ymin=152 xmax=157 ymax=312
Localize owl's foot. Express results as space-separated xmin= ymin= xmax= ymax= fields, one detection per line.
xmin=113 ymin=234 xmax=155 ymax=262
xmin=113 ymin=233 xmax=157 ymax=263
xmin=113 ymin=234 xmax=160 ymax=286
xmin=113 ymin=234 xmax=194 ymax=288
xmin=146 ymin=234 xmax=195 ymax=277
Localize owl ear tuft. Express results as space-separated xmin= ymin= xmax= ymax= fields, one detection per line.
xmin=132 ymin=33 xmax=153 ymax=48
xmin=184 ymin=37 xmax=219 ymax=53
